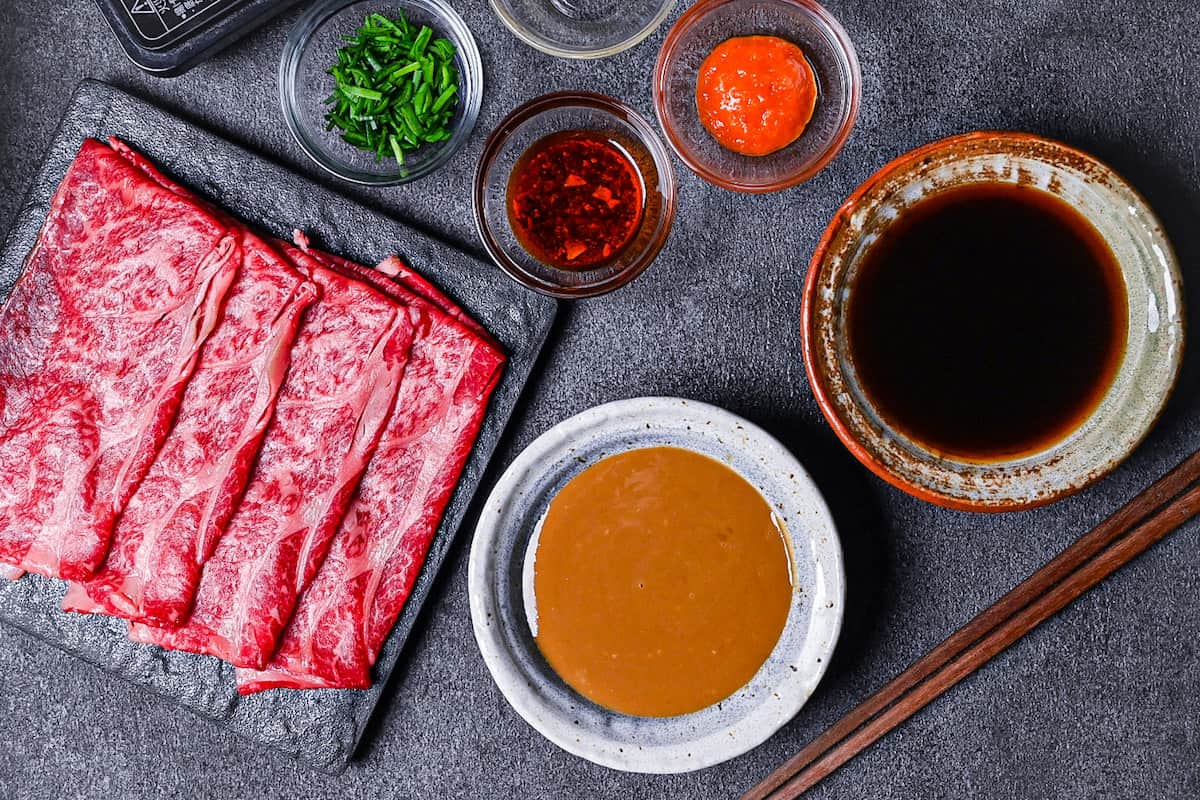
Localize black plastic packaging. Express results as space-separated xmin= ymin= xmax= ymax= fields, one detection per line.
xmin=93 ymin=0 xmax=305 ymax=76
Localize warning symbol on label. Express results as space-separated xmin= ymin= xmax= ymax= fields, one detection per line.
xmin=116 ymin=0 xmax=236 ymax=44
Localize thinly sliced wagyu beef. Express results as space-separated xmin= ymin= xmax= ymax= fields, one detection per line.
xmin=130 ymin=251 xmax=417 ymax=669
xmin=238 ymin=254 xmax=504 ymax=692
xmin=375 ymin=255 xmax=498 ymax=346
xmin=0 ymin=139 xmax=240 ymax=580
xmin=0 ymin=565 xmax=21 ymax=580
xmin=64 ymin=233 xmax=319 ymax=624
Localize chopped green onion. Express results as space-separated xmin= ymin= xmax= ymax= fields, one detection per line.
xmin=340 ymin=85 xmax=383 ymax=102
xmin=400 ymin=104 xmax=425 ymax=138
xmin=383 ymin=61 xmax=420 ymax=82
xmin=410 ymin=25 xmax=432 ymax=58
xmin=322 ymin=11 xmax=461 ymax=165
xmin=431 ymin=84 xmax=457 ymax=113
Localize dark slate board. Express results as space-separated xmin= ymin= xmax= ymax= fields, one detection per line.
xmin=0 ymin=79 xmax=557 ymax=774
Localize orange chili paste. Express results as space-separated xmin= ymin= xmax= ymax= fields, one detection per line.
xmin=695 ymin=35 xmax=818 ymax=157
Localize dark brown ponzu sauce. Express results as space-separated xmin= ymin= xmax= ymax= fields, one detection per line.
xmin=847 ymin=183 xmax=1127 ymax=461
xmin=507 ymin=131 xmax=645 ymax=270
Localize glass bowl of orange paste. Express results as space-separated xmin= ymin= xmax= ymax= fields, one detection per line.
xmin=653 ymin=0 xmax=860 ymax=193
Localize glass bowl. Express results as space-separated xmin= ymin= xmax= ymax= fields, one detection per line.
xmin=653 ymin=0 xmax=860 ymax=193
xmin=474 ymin=92 xmax=677 ymax=298
xmin=490 ymin=0 xmax=676 ymax=59
xmin=279 ymin=0 xmax=483 ymax=185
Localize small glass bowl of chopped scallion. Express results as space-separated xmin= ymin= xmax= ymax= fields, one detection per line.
xmin=327 ymin=13 xmax=460 ymax=167
xmin=281 ymin=0 xmax=482 ymax=185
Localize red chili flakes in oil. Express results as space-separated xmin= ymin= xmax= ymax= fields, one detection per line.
xmin=506 ymin=131 xmax=645 ymax=270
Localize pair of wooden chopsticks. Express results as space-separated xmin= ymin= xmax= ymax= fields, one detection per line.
xmin=742 ymin=449 xmax=1200 ymax=800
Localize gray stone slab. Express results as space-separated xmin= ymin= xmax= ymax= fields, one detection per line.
xmin=0 ymin=80 xmax=556 ymax=774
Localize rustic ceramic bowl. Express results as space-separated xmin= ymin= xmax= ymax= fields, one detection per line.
xmin=469 ymin=397 xmax=844 ymax=772
xmin=803 ymin=131 xmax=1185 ymax=511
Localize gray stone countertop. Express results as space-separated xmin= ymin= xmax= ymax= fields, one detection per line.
xmin=1 ymin=1 xmax=1198 ymax=798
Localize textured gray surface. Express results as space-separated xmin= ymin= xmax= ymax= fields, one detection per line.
xmin=0 ymin=0 xmax=1198 ymax=798
xmin=0 ymin=80 xmax=555 ymax=774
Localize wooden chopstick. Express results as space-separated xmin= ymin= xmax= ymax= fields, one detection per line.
xmin=744 ymin=449 xmax=1200 ymax=800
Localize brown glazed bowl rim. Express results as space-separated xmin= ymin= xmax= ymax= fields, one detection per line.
xmin=801 ymin=131 xmax=1186 ymax=512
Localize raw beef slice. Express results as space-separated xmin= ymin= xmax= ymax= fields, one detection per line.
xmin=0 ymin=138 xmax=241 ymax=580
xmin=130 ymin=252 xmax=417 ymax=669
xmin=0 ymin=565 xmax=21 ymax=580
xmin=64 ymin=232 xmax=319 ymax=624
xmin=375 ymin=255 xmax=498 ymax=347
xmin=291 ymin=229 xmax=492 ymax=346
xmin=292 ymin=244 xmax=500 ymax=360
xmin=238 ymin=257 xmax=504 ymax=692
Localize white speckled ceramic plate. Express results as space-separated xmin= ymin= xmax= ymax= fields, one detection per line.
xmin=468 ymin=397 xmax=844 ymax=773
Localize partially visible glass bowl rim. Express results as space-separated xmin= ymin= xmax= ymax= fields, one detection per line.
xmin=279 ymin=0 xmax=483 ymax=186
xmin=473 ymin=91 xmax=678 ymax=298
xmin=652 ymin=0 xmax=862 ymax=193
xmin=488 ymin=0 xmax=676 ymax=59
